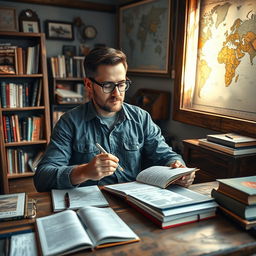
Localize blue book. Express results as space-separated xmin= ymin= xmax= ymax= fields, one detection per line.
xmin=212 ymin=189 xmax=256 ymax=220
xmin=217 ymin=176 xmax=256 ymax=205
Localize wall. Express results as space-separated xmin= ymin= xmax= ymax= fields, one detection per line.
xmin=126 ymin=75 xmax=216 ymax=152
xmin=0 ymin=0 xmax=116 ymax=56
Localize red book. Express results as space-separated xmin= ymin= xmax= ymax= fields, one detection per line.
xmin=127 ymin=200 xmax=216 ymax=229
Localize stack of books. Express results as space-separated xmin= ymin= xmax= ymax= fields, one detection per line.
xmin=104 ymin=166 xmax=218 ymax=229
xmin=212 ymin=176 xmax=256 ymax=230
xmin=198 ymin=133 xmax=256 ymax=155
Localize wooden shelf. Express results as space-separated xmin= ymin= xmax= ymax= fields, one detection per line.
xmin=54 ymin=77 xmax=84 ymax=81
xmin=1 ymin=106 xmax=45 ymax=111
xmin=0 ymin=32 xmax=51 ymax=193
xmin=8 ymin=172 xmax=34 ymax=179
xmin=5 ymin=140 xmax=47 ymax=147
xmin=0 ymin=74 xmax=43 ymax=78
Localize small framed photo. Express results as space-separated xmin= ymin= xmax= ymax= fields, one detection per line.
xmin=62 ymin=45 xmax=76 ymax=57
xmin=19 ymin=9 xmax=40 ymax=33
xmin=22 ymin=21 xmax=39 ymax=33
xmin=45 ymin=20 xmax=74 ymax=41
xmin=0 ymin=7 xmax=17 ymax=32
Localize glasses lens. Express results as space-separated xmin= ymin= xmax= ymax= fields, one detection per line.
xmin=103 ymin=83 xmax=115 ymax=93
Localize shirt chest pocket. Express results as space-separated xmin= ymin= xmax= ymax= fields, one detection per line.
xmin=123 ymin=141 xmax=141 ymax=163
xmin=73 ymin=142 xmax=100 ymax=162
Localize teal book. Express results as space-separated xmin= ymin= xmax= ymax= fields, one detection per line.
xmin=217 ymin=176 xmax=256 ymax=205
xmin=212 ymin=189 xmax=256 ymax=220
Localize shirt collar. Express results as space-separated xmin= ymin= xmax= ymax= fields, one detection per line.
xmin=85 ymin=101 xmax=132 ymax=122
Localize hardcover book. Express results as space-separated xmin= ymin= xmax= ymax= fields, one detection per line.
xmin=217 ymin=176 xmax=256 ymax=205
xmin=36 ymin=207 xmax=139 ymax=256
xmin=198 ymin=139 xmax=256 ymax=155
xmin=0 ymin=193 xmax=26 ymax=221
xmin=207 ymin=133 xmax=256 ymax=148
xmin=212 ymin=189 xmax=256 ymax=220
xmin=103 ymin=167 xmax=216 ymax=229
xmin=219 ymin=206 xmax=256 ymax=230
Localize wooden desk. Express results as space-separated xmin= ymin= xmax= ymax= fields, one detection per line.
xmin=183 ymin=139 xmax=256 ymax=183
xmin=1 ymin=182 xmax=256 ymax=256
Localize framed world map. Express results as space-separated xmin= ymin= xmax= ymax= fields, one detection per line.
xmin=119 ymin=0 xmax=173 ymax=76
xmin=173 ymin=0 xmax=256 ymax=136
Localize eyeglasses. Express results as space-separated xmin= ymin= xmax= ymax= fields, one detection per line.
xmin=89 ymin=77 xmax=131 ymax=94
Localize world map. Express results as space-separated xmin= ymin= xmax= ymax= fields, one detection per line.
xmin=192 ymin=0 xmax=256 ymax=121
xmin=120 ymin=0 xmax=169 ymax=73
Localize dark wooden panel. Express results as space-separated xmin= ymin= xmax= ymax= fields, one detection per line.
xmin=183 ymin=139 xmax=256 ymax=184
xmin=9 ymin=177 xmax=37 ymax=193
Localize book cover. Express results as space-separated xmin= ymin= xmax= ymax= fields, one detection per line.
xmin=212 ymin=189 xmax=256 ymax=220
xmin=0 ymin=193 xmax=26 ymax=221
xmin=198 ymin=139 xmax=256 ymax=155
xmin=217 ymin=176 xmax=256 ymax=205
xmin=219 ymin=206 xmax=256 ymax=230
xmin=207 ymin=133 xmax=256 ymax=148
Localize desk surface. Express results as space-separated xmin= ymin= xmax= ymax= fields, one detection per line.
xmin=1 ymin=182 xmax=256 ymax=256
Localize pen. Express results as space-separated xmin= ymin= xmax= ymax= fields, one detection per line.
xmin=64 ymin=192 xmax=70 ymax=209
xmin=95 ymin=143 xmax=124 ymax=172
xmin=225 ymin=134 xmax=235 ymax=139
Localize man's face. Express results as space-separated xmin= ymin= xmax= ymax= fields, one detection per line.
xmin=88 ymin=63 xmax=127 ymax=116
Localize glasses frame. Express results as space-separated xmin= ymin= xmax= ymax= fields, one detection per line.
xmin=89 ymin=77 xmax=131 ymax=94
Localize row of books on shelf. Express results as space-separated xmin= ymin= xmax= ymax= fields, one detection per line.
xmin=2 ymin=115 xmax=43 ymax=143
xmin=212 ymin=176 xmax=256 ymax=230
xmin=0 ymin=80 xmax=42 ymax=108
xmin=0 ymin=44 xmax=40 ymax=75
xmin=198 ymin=133 xmax=256 ymax=155
xmin=50 ymin=55 xmax=85 ymax=78
xmin=6 ymin=149 xmax=43 ymax=175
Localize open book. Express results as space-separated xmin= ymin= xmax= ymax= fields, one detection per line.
xmin=103 ymin=168 xmax=216 ymax=229
xmin=51 ymin=185 xmax=109 ymax=212
xmin=36 ymin=207 xmax=139 ymax=256
xmin=135 ymin=166 xmax=197 ymax=188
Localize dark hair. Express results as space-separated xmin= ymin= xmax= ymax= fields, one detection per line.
xmin=84 ymin=47 xmax=128 ymax=78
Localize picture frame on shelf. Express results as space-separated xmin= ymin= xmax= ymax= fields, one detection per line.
xmin=119 ymin=0 xmax=173 ymax=76
xmin=62 ymin=45 xmax=76 ymax=57
xmin=45 ymin=20 xmax=74 ymax=41
xmin=0 ymin=48 xmax=17 ymax=74
xmin=19 ymin=9 xmax=40 ymax=33
xmin=0 ymin=7 xmax=18 ymax=32
xmin=172 ymin=0 xmax=256 ymax=137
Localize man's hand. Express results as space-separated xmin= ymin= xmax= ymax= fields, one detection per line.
xmin=71 ymin=153 xmax=119 ymax=185
xmin=170 ymin=160 xmax=196 ymax=188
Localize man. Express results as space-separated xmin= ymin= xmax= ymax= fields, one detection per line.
xmin=34 ymin=47 xmax=195 ymax=192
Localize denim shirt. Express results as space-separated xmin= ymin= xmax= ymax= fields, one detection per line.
xmin=34 ymin=101 xmax=184 ymax=191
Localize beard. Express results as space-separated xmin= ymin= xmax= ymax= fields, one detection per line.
xmin=93 ymin=88 xmax=123 ymax=113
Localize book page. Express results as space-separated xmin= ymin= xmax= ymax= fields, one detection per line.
xmin=136 ymin=166 xmax=196 ymax=188
xmin=36 ymin=210 xmax=92 ymax=256
xmin=105 ymin=181 xmax=155 ymax=196
xmin=77 ymin=207 xmax=138 ymax=246
xmin=128 ymin=186 xmax=193 ymax=209
xmin=10 ymin=232 xmax=37 ymax=256
xmin=52 ymin=185 xmax=109 ymax=212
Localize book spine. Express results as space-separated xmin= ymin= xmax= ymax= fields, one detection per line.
xmin=212 ymin=189 xmax=253 ymax=220
xmin=0 ymin=82 xmax=7 ymax=108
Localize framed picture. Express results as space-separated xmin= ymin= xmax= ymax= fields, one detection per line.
xmin=45 ymin=20 xmax=74 ymax=41
xmin=19 ymin=9 xmax=40 ymax=33
xmin=173 ymin=0 xmax=256 ymax=137
xmin=119 ymin=0 xmax=173 ymax=76
xmin=62 ymin=45 xmax=76 ymax=57
xmin=0 ymin=7 xmax=17 ymax=32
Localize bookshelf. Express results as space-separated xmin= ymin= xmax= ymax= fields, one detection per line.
xmin=0 ymin=32 xmax=51 ymax=193
xmin=49 ymin=57 xmax=88 ymax=127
